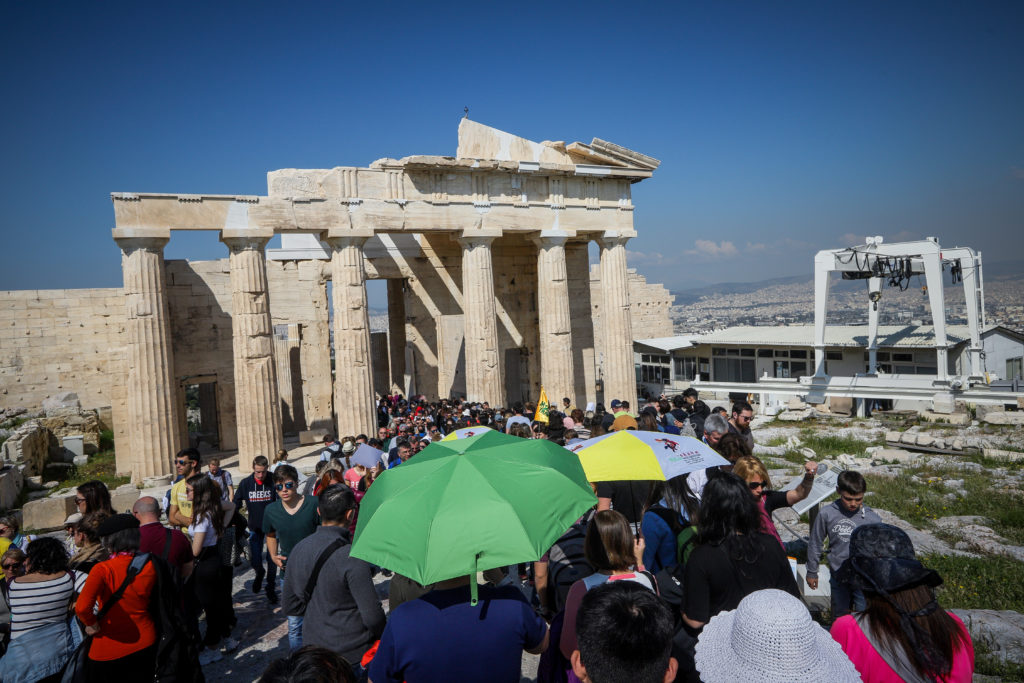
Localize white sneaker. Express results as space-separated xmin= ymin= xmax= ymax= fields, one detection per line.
xmin=220 ymin=637 xmax=240 ymax=653
xmin=199 ymin=648 xmax=224 ymax=666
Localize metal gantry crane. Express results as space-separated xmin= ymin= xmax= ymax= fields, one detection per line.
xmin=812 ymin=236 xmax=986 ymax=386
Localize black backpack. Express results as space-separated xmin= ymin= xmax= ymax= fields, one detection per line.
xmin=145 ymin=553 xmax=206 ymax=683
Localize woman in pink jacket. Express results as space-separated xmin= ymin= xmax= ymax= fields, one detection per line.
xmin=830 ymin=524 xmax=974 ymax=682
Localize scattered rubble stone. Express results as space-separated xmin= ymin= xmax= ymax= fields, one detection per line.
xmin=951 ymin=609 xmax=1024 ymax=666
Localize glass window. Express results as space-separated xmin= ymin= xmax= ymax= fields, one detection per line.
xmin=878 ymin=352 xmax=890 ymax=361
xmin=893 ymin=352 xmax=914 ymax=363
xmin=916 ymin=366 xmax=938 ymax=375
xmin=774 ymin=349 xmax=790 ymax=358
xmin=712 ymin=347 xmax=728 ymax=356
xmin=826 ymin=351 xmax=843 ymax=361
xmin=893 ymin=365 xmax=916 ymax=374
xmin=791 ymin=362 xmax=808 ymax=375
xmin=1008 ymin=357 xmax=1023 ymax=380
xmin=740 ymin=348 xmax=755 ymax=357
xmin=774 ymin=361 xmax=790 ymax=378
xmin=758 ymin=348 xmax=773 ymax=357
xmin=790 ymin=349 xmax=808 ymax=359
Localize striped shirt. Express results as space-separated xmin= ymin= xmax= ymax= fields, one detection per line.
xmin=8 ymin=572 xmax=74 ymax=638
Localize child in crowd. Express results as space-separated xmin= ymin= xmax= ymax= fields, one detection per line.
xmin=806 ymin=470 xmax=882 ymax=619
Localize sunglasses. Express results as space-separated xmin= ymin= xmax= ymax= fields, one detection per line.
xmin=275 ymin=482 xmax=296 ymax=491
xmin=747 ymin=481 xmax=767 ymax=491
xmin=74 ymin=497 xmax=86 ymax=504
xmin=175 ymin=459 xmax=191 ymax=466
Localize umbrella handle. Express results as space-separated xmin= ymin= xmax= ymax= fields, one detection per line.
xmin=470 ymin=552 xmax=481 ymax=606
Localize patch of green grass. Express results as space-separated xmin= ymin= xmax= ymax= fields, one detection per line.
xmin=925 ymin=554 xmax=1024 ymax=612
xmin=796 ymin=431 xmax=881 ymax=457
xmin=764 ymin=435 xmax=790 ymax=447
xmin=57 ymin=450 xmax=130 ymax=491
xmin=973 ymin=638 xmax=1024 ymax=679
xmin=99 ymin=429 xmax=114 ymax=451
xmin=866 ymin=468 xmax=1024 ymax=545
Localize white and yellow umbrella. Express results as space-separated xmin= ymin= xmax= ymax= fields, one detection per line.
xmin=568 ymin=430 xmax=729 ymax=482
xmin=440 ymin=425 xmax=495 ymax=441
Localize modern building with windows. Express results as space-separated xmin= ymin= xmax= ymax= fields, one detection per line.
xmin=635 ymin=324 xmax=1024 ymax=399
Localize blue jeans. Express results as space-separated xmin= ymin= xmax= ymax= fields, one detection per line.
xmin=278 ymin=575 xmax=303 ymax=650
xmin=830 ymin=574 xmax=866 ymax=618
xmin=249 ymin=529 xmax=278 ymax=588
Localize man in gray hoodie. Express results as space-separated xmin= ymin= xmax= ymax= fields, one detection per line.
xmin=806 ymin=470 xmax=882 ymax=618
xmin=282 ymin=484 xmax=385 ymax=672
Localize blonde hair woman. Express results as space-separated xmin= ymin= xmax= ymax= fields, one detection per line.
xmin=733 ymin=455 xmax=818 ymax=548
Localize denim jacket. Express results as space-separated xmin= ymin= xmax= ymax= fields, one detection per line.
xmin=0 ymin=619 xmax=73 ymax=683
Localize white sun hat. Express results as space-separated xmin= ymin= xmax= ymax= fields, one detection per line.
xmin=695 ymin=589 xmax=861 ymax=683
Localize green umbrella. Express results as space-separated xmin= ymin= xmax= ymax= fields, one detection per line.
xmin=351 ymin=430 xmax=597 ymax=605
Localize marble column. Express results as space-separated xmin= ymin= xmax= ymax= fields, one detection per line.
xmin=598 ymin=232 xmax=638 ymax=411
xmin=535 ymin=232 xmax=575 ymax=405
xmin=326 ymin=235 xmax=377 ymax=437
xmin=116 ymin=235 xmax=181 ymax=481
xmin=387 ymin=278 xmax=407 ymax=396
xmin=222 ymin=233 xmax=284 ymax=473
xmin=458 ymin=234 xmax=504 ymax=405
xmin=565 ymin=239 xmax=597 ymax=408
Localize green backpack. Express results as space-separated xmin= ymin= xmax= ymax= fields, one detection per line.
xmin=646 ymin=506 xmax=698 ymax=567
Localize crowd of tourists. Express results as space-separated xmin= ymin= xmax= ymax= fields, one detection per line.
xmin=0 ymin=391 xmax=974 ymax=682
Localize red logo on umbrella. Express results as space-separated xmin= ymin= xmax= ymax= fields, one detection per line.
xmin=654 ymin=438 xmax=679 ymax=452
xmin=464 ymin=431 xmax=475 ymax=437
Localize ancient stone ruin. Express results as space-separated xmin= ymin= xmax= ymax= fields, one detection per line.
xmin=1 ymin=120 xmax=673 ymax=481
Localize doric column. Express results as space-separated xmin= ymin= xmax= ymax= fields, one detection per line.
xmin=387 ymin=278 xmax=407 ymax=396
xmin=115 ymin=234 xmax=181 ymax=481
xmin=598 ymin=231 xmax=637 ymax=411
xmin=534 ymin=232 xmax=575 ymax=405
xmin=222 ymin=231 xmax=284 ymax=473
xmin=326 ymin=234 xmax=377 ymax=437
xmin=565 ymin=239 xmax=597 ymax=408
xmin=458 ymin=234 xmax=504 ymax=405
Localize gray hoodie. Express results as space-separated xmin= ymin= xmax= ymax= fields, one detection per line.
xmin=806 ymin=499 xmax=882 ymax=579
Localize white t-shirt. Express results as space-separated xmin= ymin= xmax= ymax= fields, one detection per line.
xmin=188 ymin=515 xmax=219 ymax=547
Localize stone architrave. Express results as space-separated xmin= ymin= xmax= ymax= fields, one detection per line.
xmin=222 ymin=232 xmax=284 ymax=473
xmin=534 ymin=232 xmax=575 ymax=405
xmin=598 ymin=231 xmax=637 ymax=411
xmin=387 ymin=278 xmax=407 ymax=395
xmin=326 ymin=234 xmax=377 ymax=437
xmin=115 ymin=235 xmax=182 ymax=480
xmin=458 ymin=234 xmax=504 ymax=405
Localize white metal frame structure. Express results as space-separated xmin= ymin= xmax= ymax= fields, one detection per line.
xmin=689 ymin=237 xmax=1020 ymax=414
xmin=813 ymin=237 xmax=985 ymax=384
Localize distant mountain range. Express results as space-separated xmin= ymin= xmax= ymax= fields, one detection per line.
xmin=670 ymin=258 xmax=1024 ymax=306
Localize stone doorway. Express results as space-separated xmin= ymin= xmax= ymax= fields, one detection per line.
xmin=183 ymin=378 xmax=220 ymax=450
xmin=504 ymin=347 xmax=531 ymax=406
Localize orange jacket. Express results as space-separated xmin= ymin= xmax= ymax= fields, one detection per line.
xmin=75 ymin=554 xmax=157 ymax=661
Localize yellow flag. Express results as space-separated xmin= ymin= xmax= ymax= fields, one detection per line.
xmin=534 ymin=386 xmax=550 ymax=424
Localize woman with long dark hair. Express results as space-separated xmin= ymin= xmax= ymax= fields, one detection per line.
xmin=75 ymin=480 xmax=113 ymax=515
xmin=559 ymin=510 xmax=653 ymax=660
xmin=831 ymin=524 xmax=974 ymax=682
xmin=682 ymin=472 xmax=799 ymax=630
xmin=187 ymin=473 xmax=237 ymax=664
xmin=640 ymin=475 xmax=701 ymax=573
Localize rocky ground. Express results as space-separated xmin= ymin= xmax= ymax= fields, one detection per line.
xmin=751 ymin=412 xmax=1024 ymax=678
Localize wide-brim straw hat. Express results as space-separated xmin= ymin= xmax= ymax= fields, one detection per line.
xmin=695 ymin=589 xmax=861 ymax=683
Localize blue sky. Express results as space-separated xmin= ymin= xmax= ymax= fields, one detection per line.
xmin=2 ymin=1 xmax=1021 ymax=305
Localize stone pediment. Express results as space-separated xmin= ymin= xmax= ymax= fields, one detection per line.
xmin=454 ymin=119 xmax=659 ymax=172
